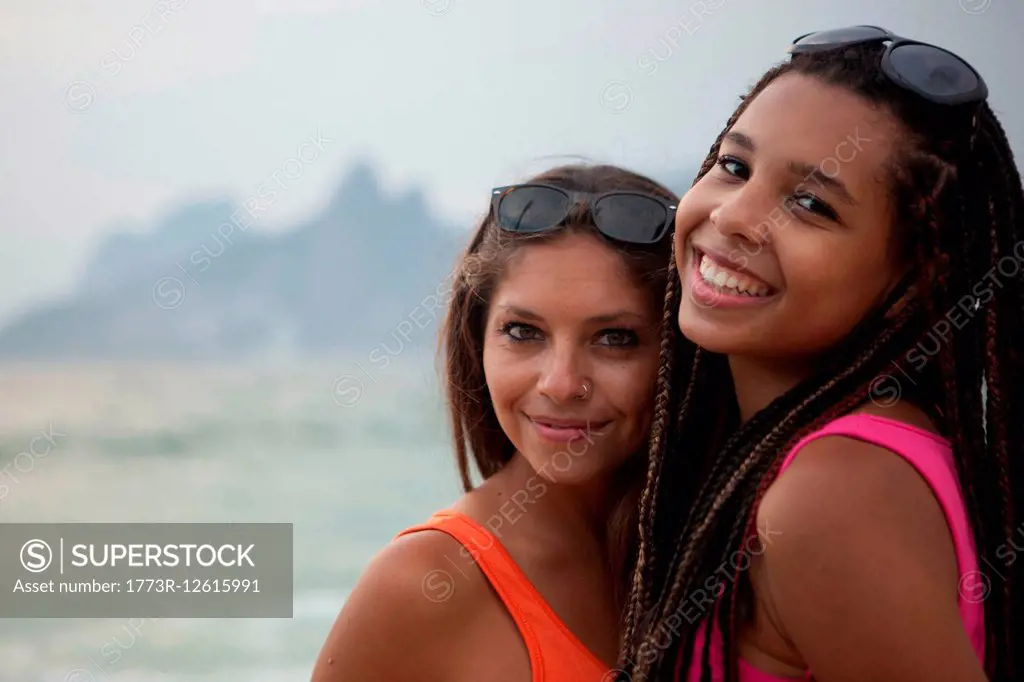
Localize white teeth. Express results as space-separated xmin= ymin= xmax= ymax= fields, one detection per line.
xmin=698 ymin=255 xmax=771 ymax=297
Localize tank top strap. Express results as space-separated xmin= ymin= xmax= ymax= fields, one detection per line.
xmin=777 ymin=414 xmax=973 ymax=566
xmin=395 ymin=510 xmax=544 ymax=656
xmin=778 ymin=412 xmax=954 ymax=476
xmin=777 ymin=412 xmax=985 ymax=661
xmin=777 ymin=413 xmax=970 ymax=569
xmin=395 ymin=510 xmax=610 ymax=681
xmin=678 ymin=413 xmax=985 ymax=681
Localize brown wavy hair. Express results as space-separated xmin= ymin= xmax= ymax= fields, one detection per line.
xmin=440 ymin=163 xmax=677 ymax=610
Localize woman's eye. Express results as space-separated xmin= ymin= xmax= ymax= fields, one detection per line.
xmin=499 ymin=323 xmax=638 ymax=347
xmin=716 ymin=156 xmax=749 ymax=180
xmin=597 ymin=329 xmax=639 ymax=347
xmin=790 ymin=193 xmax=839 ymax=221
xmin=501 ymin=322 xmax=542 ymax=342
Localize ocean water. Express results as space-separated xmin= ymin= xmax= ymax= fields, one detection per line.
xmin=0 ymin=359 xmax=462 ymax=681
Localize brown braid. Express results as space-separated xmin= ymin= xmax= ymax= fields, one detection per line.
xmin=619 ymin=40 xmax=1024 ymax=682
xmin=722 ymin=380 xmax=895 ymax=680
xmin=974 ymin=112 xmax=1022 ymax=671
xmin=671 ymin=300 xmax=922 ymax=669
xmin=669 ymin=300 xmax=928 ymax=680
xmin=622 ymin=69 xmax=792 ymax=659
xmin=624 ymin=245 xmax=683 ymax=649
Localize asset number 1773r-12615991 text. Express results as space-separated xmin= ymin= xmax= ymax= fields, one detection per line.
xmin=126 ymin=578 xmax=260 ymax=593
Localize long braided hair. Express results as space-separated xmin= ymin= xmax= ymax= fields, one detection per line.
xmin=619 ymin=42 xmax=1024 ymax=681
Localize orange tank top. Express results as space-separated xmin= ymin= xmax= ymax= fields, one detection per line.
xmin=395 ymin=510 xmax=612 ymax=682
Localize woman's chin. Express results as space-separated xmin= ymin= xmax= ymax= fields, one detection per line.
xmin=521 ymin=445 xmax=626 ymax=487
xmin=677 ymin=313 xmax=751 ymax=355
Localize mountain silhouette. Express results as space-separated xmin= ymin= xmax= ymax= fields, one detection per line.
xmin=0 ymin=162 xmax=697 ymax=360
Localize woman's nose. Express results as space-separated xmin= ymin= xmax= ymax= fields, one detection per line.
xmin=536 ymin=351 xmax=587 ymax=404
xmin=710 ymin=186 xmax=777 ymax=247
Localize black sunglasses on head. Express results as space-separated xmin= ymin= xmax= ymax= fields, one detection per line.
xmin=490 ymin=184 xmax=676 ymax=245
xmin=789 ymin=25 xmax=988 ymax=106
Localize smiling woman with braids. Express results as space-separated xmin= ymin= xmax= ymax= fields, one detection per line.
xmin=618 ymin=27 xmax=1024 ymax=682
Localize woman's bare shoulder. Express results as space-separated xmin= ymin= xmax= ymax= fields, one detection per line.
xmin=310 ymin=528 xmax=490 ymax=682
xmin=752 ymin=419 xmax=985 ymax=681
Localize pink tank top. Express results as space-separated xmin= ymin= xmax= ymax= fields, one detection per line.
xmin=679 ymin=413 xmax=986 ymax=681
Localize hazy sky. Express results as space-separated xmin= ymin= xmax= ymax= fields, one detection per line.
xmin=1 ymin=0 xmax=1021 ymax=322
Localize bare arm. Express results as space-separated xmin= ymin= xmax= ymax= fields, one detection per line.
xmin=756 ymin=435 xmax=988 ymax=682
xmin=310 ymin=532 xmax=475 ymax=682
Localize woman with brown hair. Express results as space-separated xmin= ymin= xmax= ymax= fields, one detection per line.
xmin=312 ymin=163 xmax=679 ymax=681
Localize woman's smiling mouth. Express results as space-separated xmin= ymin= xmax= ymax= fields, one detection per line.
xmin=527 ymin=415 xmax=610 ymax=443
xmin=689 ymin=247 xmax=781 ymax=308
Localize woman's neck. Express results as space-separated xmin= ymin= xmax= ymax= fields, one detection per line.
xmin=727 ymin=353 xmax=816 ymax=423
xmin=496 ymin=453 xmax=617 ymax=561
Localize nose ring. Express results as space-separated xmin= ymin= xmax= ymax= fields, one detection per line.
xmin=575 ymin=381 xmax=590 ymax=401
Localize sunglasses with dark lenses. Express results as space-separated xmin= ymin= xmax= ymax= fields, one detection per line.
xmin=490 ymin=184 xmax=677 ymax=245
xmin=789 ymin=25 xmax=988 ymax=106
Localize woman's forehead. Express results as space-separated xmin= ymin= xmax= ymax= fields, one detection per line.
xmin=733 ymin=72 xmax=897 ymax=166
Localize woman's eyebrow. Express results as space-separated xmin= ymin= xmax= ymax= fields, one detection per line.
xmin=787 ymin=161 xmax=856 ymax=206
xmin=497 ymin=305 xmax=644 ymax=324
xmin=724 ymin=130 xmax=755 ymax=151
xmin=725 ymin=129 xmax=856 ymax=206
